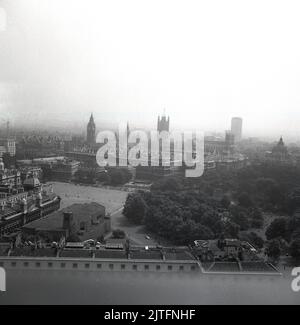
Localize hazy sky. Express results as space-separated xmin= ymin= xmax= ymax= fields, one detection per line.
xmin=0 ymin=0 xmax=300 ymax=139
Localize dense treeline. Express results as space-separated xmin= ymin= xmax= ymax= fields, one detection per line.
xmin=123 ymin=163 xmax=300 ymax=252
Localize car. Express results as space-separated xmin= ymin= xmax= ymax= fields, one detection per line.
xmin=145 ymin=235 xmax=151 ymax=240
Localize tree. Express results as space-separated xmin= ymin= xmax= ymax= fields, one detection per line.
xmin=109 ymin=169 xmax=124 ymax=185
xmin=221 ymin=195 xmax=231 ymax=209
xmin=97 ymin=172 xmax=110 ymax=183
xmin=214 ymin=219 xmax=240 ymax=238
xmin=151 ymin=177 xmax=182 ymax=192
xmin=74 ymin=169 xmax=96 ymax=184
xmin=240 ymin=232 xmax=264 ymax=249
xmin=229 ymin=206 xmax=250 ymax=231
xmin=123 ymin=193 xmax=147 ymax=224
xmin=238 ymin=192 xmax=253 ymax=208
xmin=287 ymin=188 xmax=300 ymax=214
xmin=66 ymin=234 xmax=81 ymax=242
xmin=255 ymin=178 xmax=283 ymax=208
xmin=265 ymin=218 xmax=287 ymax=241
xmin=250 ymin=208 xmax=264 ymax=229
xmin=112 ymin=229 xmax=126 ymax=239
xmin=266 ymin=239 xmax=281 ymax=260
xmin=290 ymin=238 xmax=300 ymax=259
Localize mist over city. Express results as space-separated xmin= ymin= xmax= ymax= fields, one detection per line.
xmin=1 ymin=0 xmax=300 ymax=140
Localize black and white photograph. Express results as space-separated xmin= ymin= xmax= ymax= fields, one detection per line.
xmin=0 ymin=0 xmax=300 ymax=307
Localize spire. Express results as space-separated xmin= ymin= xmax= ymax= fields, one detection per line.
xmin=279 ymin=136 xmax=284 ymax=145
xmin=89 ymin=113 xmax=94 ymax=124
xmin=87 ymin=113 xmax=96 ymax=145
xmin=6 ymin=120 xmax=9 ymax=137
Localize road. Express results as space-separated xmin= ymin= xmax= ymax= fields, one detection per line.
xmin=110 ymin=208 xmax=159 ymax=246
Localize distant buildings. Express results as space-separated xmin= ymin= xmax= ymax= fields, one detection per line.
xmin=17 ymin=157 xmax=80 ymax=182
xmin=205 ymin=131 xmax=235 ymax=156
xmin=231 ymin=117 xmax=243 ymax=142
xmin=50 ymin=159 xmax=80 ymax=181
xmin=0 ymin=137 xmax=16 ymax=157
xmin=265 ymin=137 xmax=293 ymax=165
xmin=16 ymin=134 xmax=64 ymax=159
xmin=41 ymin=113 xmax=249 ymax=182
xmin=270 ymin=137 xmax=289 ymax=161
xmin=204 ymin=129 xmax=248 ymax=171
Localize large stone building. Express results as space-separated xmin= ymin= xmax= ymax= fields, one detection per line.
xmin=0 ymin=184 xmax=61 ymax=238
xmin=17 ymin=157 xmax=80 ymax=182
xmin=0 ymin=159 xmax=61 ymax=238
xmin=157 ymin=114 xmax=170 ymax=132
xmin=266 ymin=137 xmax=292 ymax=164
xmin=0 ymin=159 xmax=21 ymax=187
xmin=22 ymin=202 xmax=111 ymax=242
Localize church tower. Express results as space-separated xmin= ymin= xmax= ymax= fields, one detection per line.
xmin=157 ymin=111 xmax=170 ymax=133
xmin=87 ymin=113 xmax=96 ymax=146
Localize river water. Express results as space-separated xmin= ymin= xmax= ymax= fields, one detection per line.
xmin=0 ymin=269 xmax=299 ymax=305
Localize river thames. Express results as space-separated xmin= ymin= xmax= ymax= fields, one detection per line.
xmin=0 ymin=268 xmax=299 ymax=305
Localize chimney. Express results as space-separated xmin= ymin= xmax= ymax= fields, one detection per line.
xmin=36 ymin=191 xmax=42 ymax=208
xmin=63 ymin=211 xmax=73 ymax=236
xmin=22 ymin=198 xmax=28 ymax=214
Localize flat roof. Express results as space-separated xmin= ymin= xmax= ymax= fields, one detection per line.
xmin=23 ymin=202 xmax=105 ymax=231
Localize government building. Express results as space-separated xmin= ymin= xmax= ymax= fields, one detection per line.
xmin=0 ymin=159 xmax=61 ymax=238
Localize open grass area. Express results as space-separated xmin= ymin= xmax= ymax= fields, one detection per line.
xmin=47 ymin=182 xmax=128 ymax=214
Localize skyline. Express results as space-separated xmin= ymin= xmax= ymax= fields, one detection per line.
xmin=1 ymin=0 xmax=300 ymax=140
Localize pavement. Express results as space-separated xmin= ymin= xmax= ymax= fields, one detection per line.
xmin=109 ymin=208 xmax=159 ymax=246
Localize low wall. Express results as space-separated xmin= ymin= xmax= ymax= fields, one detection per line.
xmin=0 ymin=257 xmax=200 ymax=273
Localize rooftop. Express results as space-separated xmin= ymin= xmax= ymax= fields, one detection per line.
xmin=10 ymin=247 xmax=57 ymax=258
xmin=60 ymin=249 xmax=92 ymax=258
xmin=23 ymin=202 xmax=106 ymax=231
xmin=95 ymin=250 xmax=127 ymax=259
xmin=164 ymin=251 xmax=195 ymax=261
xmin=130 ymin=250 xmax=163 ymax=260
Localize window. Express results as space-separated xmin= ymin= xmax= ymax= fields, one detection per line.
xmin=179 ymin=265 xmax=184 ymax=271
xmin=133 ymin=265 xmax=137 ymax=271
xmin=168 ymin=265 xmax=173 ymax=271
xmin=48 ymin=262 xmax=53 ymax=268
xmin=156 ymin=265 xmax=161 ymax=270
xmin=109 ymin=264 xmax=114 ymax=270
xmin=191 ymin=265 xmax=196 ymax=271
xmin=85 ymin=264 xmax=90 ymax=269
xmin=97 ymin=264 xmax=102 ymax=269
xmin=73 ymin=263 xmax=78 ymax=269
xmin=36 ymin=262 xmax=41 ymax=267
xmin=121 ymin=264 xmax=126 ymax=270
xmin=144 ymin=265 xmax=149 ymax=270
xmin=61 ymin=263 xmax=66 ymax=268
xmin=11 ymin=262 xmax=16 ymax=267
xmin=0 ymin=262 xmax=3 ymax=267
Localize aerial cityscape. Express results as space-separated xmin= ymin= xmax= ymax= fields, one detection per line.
xmin=1 ymin=0 xmax=300 ymax=306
